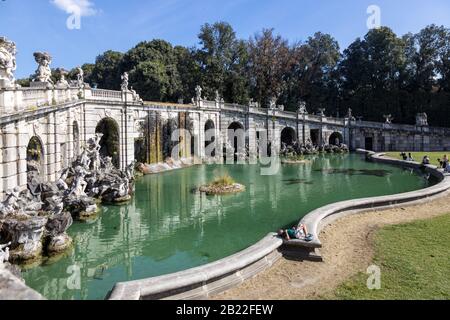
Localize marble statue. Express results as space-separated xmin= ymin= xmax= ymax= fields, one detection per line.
xmin=416 ymin=113 xmax=428 ymax=126
xmin=46 ymin=195 xmax=64 ymax=216
xmin=79 ymin=147 xmax=92 ymax=170
xmin=130 ymin=86 xmax=144 ymax=104
xmin=0 ymin=187 xmax=21 ymax=218
xmin=103 ymin=156 xmax=114 ymax=173
xmin=56 ymin=168 xmax=70 ymax=191
xmin=195 ymin=85 xmax=203 ymax=102
xmin=249 ymin=99 xmax=260 ymax=108
xmin=298 ymin=101 xmax=307 ymax=114
xmin=87 ymin=133 xmax=103 ymax=171
xmin=56 ymin=68 xmax=69 ymax=88
xmin=384 ymin=114 xmax=394 ymax=124
xmin=121 ymin=72 xmax=129 ymax=91
xmin=32 ymin=52 xmax=53 ymax=84
xmin=76 ymin=66 xmax=84 ymax=88
xmin=318 ymin=108 xmax=326 ymax=117
xmin=0 ymin=37 xmax=17 ymax=88
xmin=0 ymin=242 xmax=11 ymax=266
xmin=215 ymin=90 xmax=221 ymax=104
xmin=67 ymin=166 xmax=89 ymax=197
xmin=347 ymin=108 xmax=356 ymax=121
xmin=269 ymin=97 xmax=277 ymax=110
xmin=125 ymin=160 xmax=137 ymax=180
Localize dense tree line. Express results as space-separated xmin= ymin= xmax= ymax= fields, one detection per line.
xmin=26 ymin=22 xmax=450 ymax=127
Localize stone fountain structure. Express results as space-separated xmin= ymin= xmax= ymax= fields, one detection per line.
xmin=0 ymin=133 xmax=136 ymax=265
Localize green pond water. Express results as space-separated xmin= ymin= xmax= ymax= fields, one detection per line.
xmin=22 ymin=154 xmax=432 ymax=300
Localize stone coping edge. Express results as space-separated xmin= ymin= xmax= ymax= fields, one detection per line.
xmin=108 ymin=233 xmax=283 ymax=300
xmin=107 ymin=150 xmax=450 ymax=300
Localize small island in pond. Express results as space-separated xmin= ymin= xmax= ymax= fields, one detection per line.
xmin=199 ymin=174 xmax=245 ymax=195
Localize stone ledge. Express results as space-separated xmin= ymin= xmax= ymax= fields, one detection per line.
xmin=108 ymin=233 xmax=282 ymax=300
xmin=0 ymin=269 xmax=45 ymax=300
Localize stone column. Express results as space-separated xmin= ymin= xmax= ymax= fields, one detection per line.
xmin=16 ymin=120 xmax=28 ymax=189
xmin=1 ymin=123 xmax=19 ymax=197
xmin=46 ymin=112 xmax=56 ymax=182
xmin=247 ymin=114 xmax=257 ymax=162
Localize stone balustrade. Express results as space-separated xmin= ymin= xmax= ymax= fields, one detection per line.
xmin=90 ymin=89 xmax=123 ymax=101
xmin=0 ymin=86 xmax=80 ymax=115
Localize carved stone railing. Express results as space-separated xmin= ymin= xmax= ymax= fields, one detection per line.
xmin=0 ymin=86 xmax=80 ymax=116
xmin=90 ymin=89 xmax=123 ymax=101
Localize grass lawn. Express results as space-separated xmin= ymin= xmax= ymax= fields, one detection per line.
xmin=384 ymin=152 xmax=447 ymax=166
xmin=332 ymin=214 xmax=450 ymax=300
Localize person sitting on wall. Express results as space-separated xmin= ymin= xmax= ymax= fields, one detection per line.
xmin=400 ymin=152 xmax=408 ymax=161
xmin=443 ymin=155 xmax=449 ymax=169
xmin=422 ymin=156 xmax=430 ymax=165
xmin=278 ymin=224 xmax=311 ymax=241
xmin=406 ymin=153 xmax=415 ymax=162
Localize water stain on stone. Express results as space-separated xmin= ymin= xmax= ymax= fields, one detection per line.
xmin=316 ymin=169 xmax=391 ymax=177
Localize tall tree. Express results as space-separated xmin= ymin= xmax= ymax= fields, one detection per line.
xmin=90 ymin=51 xmax=124 ymax=90
xmin=197 ymin=22 xmax=249 ymax=103
xmin=339 ymin=27 xmax=407 ymax=121
xmin=248 ymin=28 xmax=292 ymax=107
xmin=123 ymin=40 xmax=182 ymax=102
xmin=284 ymin=32 xmax=341 ymax=113
xmin=174 ymin=46 xmax=201 ymax=103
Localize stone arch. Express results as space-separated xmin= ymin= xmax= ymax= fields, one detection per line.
xmin=204 ymin=119 xmax=216 ymax=157
xmin=26 ymin=136 xmax=45 ymax=183
xmin=162 ymin=117 xmax=178 ymax=159
xmin=95 ymin=117 xmax=120 ymax=168
xmin=329 ymin=132 xmax=344 ymax=146
xmin=281 ymin=127 xmax=297 ymax=147
xmin=227 ymin=121 xmax=245 ymax=159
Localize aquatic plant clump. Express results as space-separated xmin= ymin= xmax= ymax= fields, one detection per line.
xmin=199 ymin=174 xmax=245 ymax=195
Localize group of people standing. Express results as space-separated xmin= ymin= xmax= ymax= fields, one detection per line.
xmin=437 ymin=155 xmax=450 ymax=172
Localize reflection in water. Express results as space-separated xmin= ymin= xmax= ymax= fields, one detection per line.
xmin=317 ymin=168 xmax=392 ymax=177
xmin=22 ymin=155 xmax=430 ymax=300
xmin=283 ymin=179 xmax=314 ymax=185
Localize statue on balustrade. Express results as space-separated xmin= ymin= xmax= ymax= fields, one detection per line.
xmin=298 ymin=101 xmax=308 ymax=114
xmin=56 ymin=68 xmax=69 ymax=88
xmin=195 ymin=85 xmax=203 ymax=102
xmin=121 ymin=72 xmax=129 ymax=91
xmin=0 ymin=37 xmax=17 ymax=88
xmin=76 ymin=66 xmax=84 ymax=88
xmin=416 ymin=113 xmax=428 ymax=126
xmin=32 ymin=52 xmax=53 ymax=85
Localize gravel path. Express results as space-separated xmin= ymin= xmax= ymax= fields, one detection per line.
xmin=214 ymin=192 xmax=450 ymax=300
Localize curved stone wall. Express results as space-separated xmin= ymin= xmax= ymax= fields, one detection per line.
xmin=107 ymin=150 xmax=450 ymax=300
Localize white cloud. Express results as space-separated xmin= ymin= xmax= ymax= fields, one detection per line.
xmin=51 ymin=0 xmax=97 ymax=17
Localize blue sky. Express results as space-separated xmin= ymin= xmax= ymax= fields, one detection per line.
xmin=1 ymin=0 xmax=449 ymax=78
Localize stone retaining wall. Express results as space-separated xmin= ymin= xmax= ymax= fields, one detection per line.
xmin=108 ymin=233 xmax=282 ymax=300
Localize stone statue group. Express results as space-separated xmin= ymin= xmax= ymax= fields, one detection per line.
xmin=0 ymin=134 xmax=136 ymax=268
xmin=280 ymin=140 xmax=349 ymax=157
